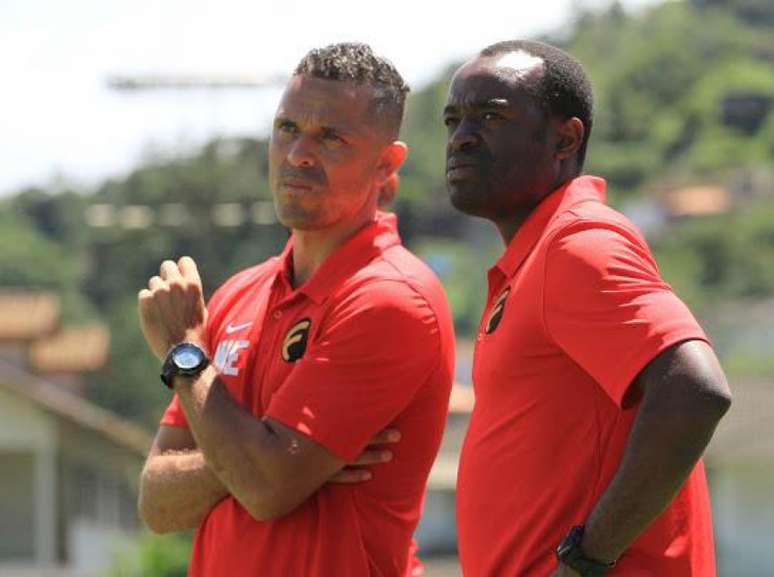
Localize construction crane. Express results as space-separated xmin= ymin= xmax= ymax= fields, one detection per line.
xmin=106 ymin=73 xmax=286 ymax=92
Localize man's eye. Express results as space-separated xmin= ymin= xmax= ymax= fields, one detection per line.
xmin=482 ymin=112 xmax=503 ymax=121
xmin=443 ymin=116 xmax=459 ymax=128
xmin=277 ymin=121 xmax=296 ymax=133
xmin=321 ymin=130 xmax=344 ymax=144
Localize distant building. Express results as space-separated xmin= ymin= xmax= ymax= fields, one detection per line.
xmin=0 ymin=292 xmax=151 ymax=577
xmin=662 ymin=184 xmax=731 ymax=218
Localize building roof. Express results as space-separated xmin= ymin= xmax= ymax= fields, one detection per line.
xmin=29 ymin=324 xmax=110 ymax=374
xmin=663 ymin=185 xmax=730 ymax=217
xmin=0 ymin=359 xmax=152 ymax=457
xmin=0 ymin=292 xmax=59 ymax=341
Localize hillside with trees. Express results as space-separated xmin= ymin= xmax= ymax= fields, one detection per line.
xmin=1 ymin=0 xmax=772 ymax=427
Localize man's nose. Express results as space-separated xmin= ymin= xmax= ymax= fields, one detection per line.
xmin=448 ymin=120 xmax=481 ymax=153
xmin=286 ymin=136 xmax=317 ymax=167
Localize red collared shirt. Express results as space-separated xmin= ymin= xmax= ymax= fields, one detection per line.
xmin=162 ymin=212 xmax=455 ymax=577
xmin=457 ymin=176 xmax=715 ymax=577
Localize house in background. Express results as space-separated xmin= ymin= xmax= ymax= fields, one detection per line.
xmin=0 ymin=292 xmax=151 ymax=577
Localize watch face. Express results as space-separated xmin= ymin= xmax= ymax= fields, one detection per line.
xmin=174 ymin=346 xmax=202 ymax=370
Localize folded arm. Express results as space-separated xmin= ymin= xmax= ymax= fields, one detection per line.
xmin=138 ymin=425 xmax=229 ymax=533
xmin=172 ymin=365 xmax=347 ymax=521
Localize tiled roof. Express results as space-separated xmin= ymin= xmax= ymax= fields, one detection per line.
xmin=0 ymin=359 xmax=152 ymax=456
xmin=29 ymin=324 xmax=110 ymax=373
xmin=0 ymin=292 xmax=60 ymax=341
xmin=664 ymin=185 xmax=730 ymax=217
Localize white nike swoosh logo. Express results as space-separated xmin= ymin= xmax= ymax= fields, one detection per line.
xmin=225 ymin=321 xmax=253 ymax=334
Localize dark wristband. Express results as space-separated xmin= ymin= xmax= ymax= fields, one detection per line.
xmin=556 ymin=525 xmax=616 ymax=577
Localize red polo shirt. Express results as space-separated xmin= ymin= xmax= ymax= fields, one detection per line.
xmin=161 ymin=212 xmax=454 ymax=577
xmin=457 ymin=176 xmax=716 ymax=577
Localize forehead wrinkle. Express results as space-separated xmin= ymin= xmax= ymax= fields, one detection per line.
xmin=277 ymin=89 xmax=370 ymax=136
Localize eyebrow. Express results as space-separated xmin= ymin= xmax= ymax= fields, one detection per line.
xmin=443 ymin=98 xmax=510 ymax=115
xmin=274 ymin=112 xmax=359 ymax=139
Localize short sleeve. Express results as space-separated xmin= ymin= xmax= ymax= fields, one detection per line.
xmin=160 ymin=393 xmax=188 ymax=427
xmin=265 ymin=281 xmax=441 ymax=462
xmin=543 ymin=223 xmax=708 ymax=406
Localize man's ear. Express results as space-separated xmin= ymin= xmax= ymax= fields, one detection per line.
xmin=555 ymin=117 xmax=584 ymax=161
xmin=378 ymin=173 xmax=399 ymax=209
xmin=376 ymin=141 xmax=408 ymax=183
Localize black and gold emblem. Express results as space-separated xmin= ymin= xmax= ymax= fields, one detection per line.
xmin=484 ymin=288 xmax=510 ymax=334
xmin=282 ymin=318 xmax=312 ymax=362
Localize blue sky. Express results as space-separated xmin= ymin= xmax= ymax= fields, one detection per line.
xmin=0 ymin=0 xmax=659 ymax=196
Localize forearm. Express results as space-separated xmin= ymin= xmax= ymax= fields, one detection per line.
xmin=139 ymin=449 xmax=229 ymax=533
xmin=581 ymin=387 xmax=729 ymax=562
xmin=173 ymin=366 xmax=288 ymax=519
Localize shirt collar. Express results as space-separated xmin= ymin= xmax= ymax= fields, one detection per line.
xmin=276 ymin=211 xmax=402 ymax=304
xmin=494 ymin=175 xmax=607 ymax=279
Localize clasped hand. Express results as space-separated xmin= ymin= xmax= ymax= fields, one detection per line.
xmin=138 ymin=256 xmax=208 ymax=360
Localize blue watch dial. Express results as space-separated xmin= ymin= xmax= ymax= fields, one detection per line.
xmin=174 ymin=347 xmax=202 ymax=370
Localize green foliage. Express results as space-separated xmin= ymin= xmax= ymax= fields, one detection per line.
xmin=0 ymin=210 xmax=75 ymax=288
xmin=2 ymin=0 xmax=773 ymax=423
xmin=414 ymin=237 xmax=499 ymax=335
xmin=85 ymin=298 xmax=171 ymax=427
xmin=654 ymin=199 xmax=774 ymax=311
xmin=564 ymin=1 xmax=773 ymax=194
xmin=107 ymin=532 xmax=192 ymax=577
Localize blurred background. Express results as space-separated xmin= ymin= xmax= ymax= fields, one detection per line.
xmin=0 ymin=0 xmax=772 ymax=575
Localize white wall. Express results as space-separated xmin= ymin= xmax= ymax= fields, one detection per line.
xmin=0 ymin=388 xmax=57 ymax=565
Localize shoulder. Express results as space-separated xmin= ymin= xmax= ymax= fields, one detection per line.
xmin=544 ymin=202 xmax=657 ymax=276
xmin=207 ymin=257 xmax=281 ymax=310
xmin=322 ymin=247 xmax=454 ymax=343
xmin=336 ymin=245 xmax=451 ymax=326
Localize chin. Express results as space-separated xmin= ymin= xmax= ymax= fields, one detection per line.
xmin=275 ymin=204 xmax=325 ymax=230
xmin=448 ymin=185 xmax=490 ymax=219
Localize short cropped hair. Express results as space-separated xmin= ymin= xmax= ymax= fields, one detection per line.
xmin=294 ymin=42 xmax=409 ymax=139
xmin=481 ymin=40 xmax=594 ymax=168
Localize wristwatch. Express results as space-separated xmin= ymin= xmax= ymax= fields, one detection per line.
xmin=161 ymin=342 xmax=210 ymax=389
xmin=556 ymin=526 xmax=616 ymax=577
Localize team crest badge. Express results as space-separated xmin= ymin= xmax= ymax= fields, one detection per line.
xmin=282 ymin=318 xmax=312 ymax=362
xmin=485 ymin=288 xmax=510 ymax=334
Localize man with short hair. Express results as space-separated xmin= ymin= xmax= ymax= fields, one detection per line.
xmin=137 ymin=42 xmax=454 ymax=577
xmin=444 ymin=40 xmax=731 ymax=576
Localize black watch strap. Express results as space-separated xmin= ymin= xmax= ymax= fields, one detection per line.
xmin=556 ymin=526 xmax=615 ymax=577
xmin=161 ymin=342 xmax=210 ymax=389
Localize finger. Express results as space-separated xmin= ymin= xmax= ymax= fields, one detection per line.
xmin=137 ymin=289 xmax=155 ymax=316
xmin=351 ymin=449 xmax=392 ymax=466
xmin=328 ymin=468 xmax=372 ymax=484
xmin=369 ymin=428 xmax=401 ymax=445
xmin=160 ymin=260 xmax=182 ymax=282
xmin=148 ymin=276 xmax=166 ymax=291
xmin=178 ymin=256 xmax=202 ymax=285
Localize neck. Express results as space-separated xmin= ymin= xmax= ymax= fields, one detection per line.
xmin=494 ymin=170 xmax=579 ymax=245
xmin=290 ymin=212 xmax=375 ymax=288
xmin=494 ymin=207 xmax=534 ymax=245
